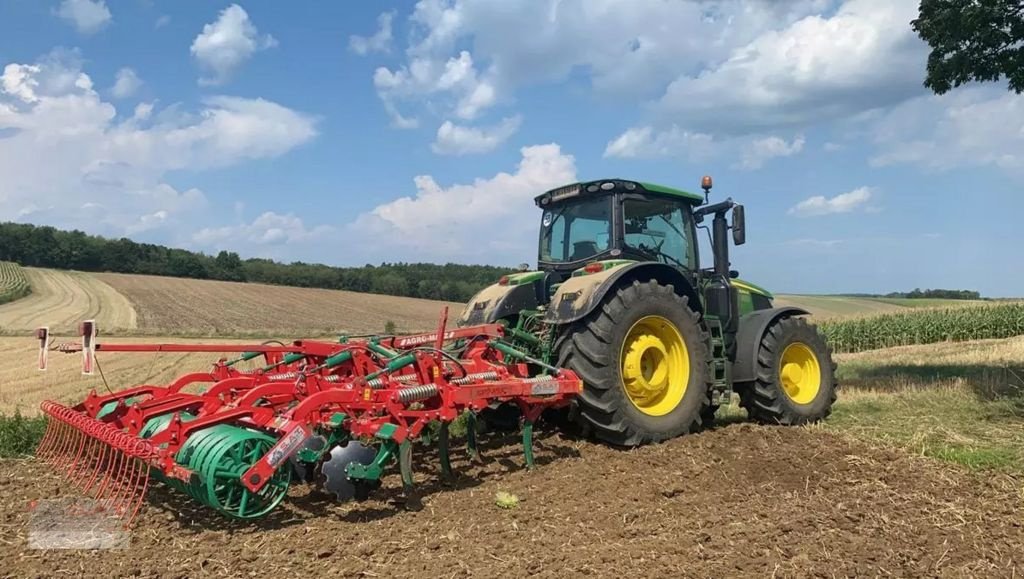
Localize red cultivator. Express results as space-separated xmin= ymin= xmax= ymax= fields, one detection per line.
xmin=36 ymin=311 xmax=581 ymax=525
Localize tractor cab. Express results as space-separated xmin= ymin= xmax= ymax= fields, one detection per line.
xmin=534 ymin=179 xmax=706 ymax=278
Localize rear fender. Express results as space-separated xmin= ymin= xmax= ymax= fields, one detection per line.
xmin=459 ymin=282 xmax=539 ymax=326
xmin=732 ymin=307 xmax=810 ymax=383
xmin=544 ymin=262 xmax=702 ymax=325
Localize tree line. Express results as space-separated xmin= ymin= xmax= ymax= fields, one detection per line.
xmin=0 ymin=222 xmax=514 ymax=302
xmin=841 ymin=289 xmax=984 ymax=300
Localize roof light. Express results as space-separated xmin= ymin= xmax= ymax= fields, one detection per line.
xmin=701 ymin=175 xmax=713 ymax=191
xmin=586 ymin=184 xmax=599 ymax=192
xmin=600 ymin=182 xmax=614 ymax=190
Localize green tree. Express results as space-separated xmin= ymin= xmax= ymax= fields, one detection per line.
xmin=913 ymin=0 xmax=1024 ymax=94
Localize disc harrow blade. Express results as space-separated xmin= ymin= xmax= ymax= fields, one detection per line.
xmin=37 ymin=401 xmax=157 ymax=528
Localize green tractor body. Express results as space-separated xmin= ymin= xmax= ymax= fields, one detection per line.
xmin=461 ymin=177 xmax=837 ymax=446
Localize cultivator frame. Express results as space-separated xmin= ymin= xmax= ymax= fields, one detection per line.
xmin=36 ymin=311 xmax=581 ymax=526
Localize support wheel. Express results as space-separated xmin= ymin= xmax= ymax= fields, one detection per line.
xmin=738 ymin=316 xmax=837 ymax=424
xmin=556 ymin=280 xmax=712 ymax=446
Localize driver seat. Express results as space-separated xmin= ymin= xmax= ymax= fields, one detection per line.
xmin=570 ymin=241 xmax=599 ymax=261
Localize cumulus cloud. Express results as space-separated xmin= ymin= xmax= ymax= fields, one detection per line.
xmin=431 ymin=115 xmax=521 ymax=155
xmin=191 ymin=4 xmax=277 ymax=85
xmin=352 ymin=143 xmax=576 ymax=261
xmin=603 ymin=126 xmax=715 ymax=160
xmin=350 ymin=12 xmax=395 ymax=55
xmin=0 ymin=50 xmax=317 ymax=238
xmin=55 ymin=0 xmax=112 ymax=35
xmin=110 ymin=67 xmax=141 ymax=99
xmin=739 ymin=135 xmax=805 ymax=170
xmin=789 ymin=187 xmax=873 ymax=217
xmin=654 ymin=0 xmax=926 ymax=132
xmin=192 ymin=212 xmax=334 ymax=249
xmin=375 ymin=50 xmax=496 ymax=126
xmin=870 ymin=88 xmax=1024 ymax=176
xmin=603 ymin=125 xmax=803 ymax=170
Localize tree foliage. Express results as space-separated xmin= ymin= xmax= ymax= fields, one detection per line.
xmin=0 ymin=222 xmax=514 ymax=302
xmin=913 ymin=0 xmax=1024 ymax=94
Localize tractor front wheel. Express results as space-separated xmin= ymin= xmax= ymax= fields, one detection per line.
xmin=556 ymin=280 xmax=712 ymax=446
xmin=738 ymin=316 xmax=837 ymax=424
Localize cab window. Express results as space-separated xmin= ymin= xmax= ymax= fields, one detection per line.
xmin=622 ymin=198 xmax=694 ymax=269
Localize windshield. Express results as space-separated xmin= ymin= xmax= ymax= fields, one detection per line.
xmin=539 ymin=197 xmax=612 ymax=263
xmin=622 ymin=197 xmax=694 ymax=269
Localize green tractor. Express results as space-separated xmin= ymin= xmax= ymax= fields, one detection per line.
xmin=459 ymin=176 xmax=837 ymax=446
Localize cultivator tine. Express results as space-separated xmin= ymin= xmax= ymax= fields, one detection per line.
xmin=37 ymin=402 xmax=156 ymax=527
xmin=465 ymin=411 xmax=483 ymax=463
xmin=438 ymin=422 xmax=454 ymax=481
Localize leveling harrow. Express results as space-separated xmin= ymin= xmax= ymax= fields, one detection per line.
xmin=36 ymin=311 xmax=581 ymax=525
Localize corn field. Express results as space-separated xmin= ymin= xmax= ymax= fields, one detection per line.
xmin=0 ymin=262 xmax=30 ymax=305
xmin=819 ymin=302 xmax=1024 ymax=353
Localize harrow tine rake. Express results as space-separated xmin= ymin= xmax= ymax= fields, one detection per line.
xmin=33 ymin=313 xmax=583 ymax=525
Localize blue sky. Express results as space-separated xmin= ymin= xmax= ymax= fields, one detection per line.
xmin=0 ymin=0 xmax=1022 ymax=296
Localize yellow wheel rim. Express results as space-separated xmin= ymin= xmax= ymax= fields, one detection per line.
xmin=620 ymin=315 xmax=689 ymax=416
xmin=779 ymin=342 xmax=822 ymax=405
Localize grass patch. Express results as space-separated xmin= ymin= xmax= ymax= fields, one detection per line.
xmin=822 ymin=386 xmax=1024 ymax=472
xmin=0 ymin=411 xmax=47 ymax=458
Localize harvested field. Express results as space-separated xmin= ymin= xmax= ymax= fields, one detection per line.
xmin=0 ymin=269 xmax=136 ymax=335
xmin=2 ymin=424 xmax=1023 ymax=577
xmin=97 ymin=272 xmax=463 ymax=336
xmin=0 ymin=337 xmax=258 ymax=416
xmin=775 ymin=294 xmax=910 ymax=319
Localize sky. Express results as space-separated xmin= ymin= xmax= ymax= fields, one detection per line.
xmin=0 ymin=0 xmax=1022 ymax=297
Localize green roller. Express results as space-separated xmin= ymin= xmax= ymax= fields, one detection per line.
xmin=137 ymin=412 xmax=290 ymax=517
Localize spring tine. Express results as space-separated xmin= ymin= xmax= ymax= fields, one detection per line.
xmin=35 ymin=418 xmax=57 ymax=460
xmin=82 ymin=438 xmax=111 ymax=494
xmin=106 ymin=446 xmax=131 ymax=514
xmin=41 ymin=419 xmax=67 ymax=464
xmin=123 ymin=459 xmax=150 ymax=528
xmin=35 ymin=416 xmax=58 ymax=458
xmin=52 ymin=424 xmax=81 ymax=471
xmin=96 ymin=446 xmax=124 ymax=508
xmin=62 ymin=428 xmax=90 ymax=482
xmin=114 ymin=445 xmax=143 ymax=517
xmin=79 ymin=436 xmax=104 ymax=491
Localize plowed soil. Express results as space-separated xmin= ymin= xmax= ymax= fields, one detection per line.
xmin=97 ymin=273 xmax=463 ymax=336
xmin=2 ymin=424 xmax=1022 ymax=578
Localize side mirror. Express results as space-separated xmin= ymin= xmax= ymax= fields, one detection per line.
xmin=732 ymin=204 xmax=746 ymax=246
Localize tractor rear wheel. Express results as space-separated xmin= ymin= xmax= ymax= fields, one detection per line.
xmin=556 ymin=280 xmax=712 ymax=446
xmin=738 ymin=316 xmax=836 ymax=424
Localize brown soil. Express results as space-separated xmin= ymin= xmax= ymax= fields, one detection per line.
xmin=2 ymin=424 xmax=1022 ymax=578
xmin=96 ymin=272 xmax=463 ymax=336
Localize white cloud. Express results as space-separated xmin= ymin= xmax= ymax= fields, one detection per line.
xmin=155 ymin=15 xmax=171 ymax=29
xmin=370 ymin=0 xmax=928 ymax=143
xmin=431 ymin=116 xmax=521 ymax=155
xmin=192 ymin=212 xmax=334 ymax=248
xmin=789 ymin=187 xmax=873 ymax=217
xmin=0 ymin=51 xmax=317 ymax=237
xmin=603 ymin=126 xmax=715 ymax=160
xmin=375 ymin=50 xmax=497 ymax=125
xmin=110 ymin=67 xmax=141 ymax=99
xmin=55 ymin=0 xmax=112 ymax=35
xmin=603 ymin=125 xmax=803 ymax=170
xmin=739 ymin=135 xmax=805 ymax=170
xmin=353 ymin=143 xmax=576 ymax=261
xmin=350 ymin=12 xmax=394 ymax=55
xmin=870 ymin=89 xmax=1024 ymax=176
xmin=654 ymin=0 xmax=926 ymax=132
xmin=191 ymin=4 xmax=277 ymax=86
